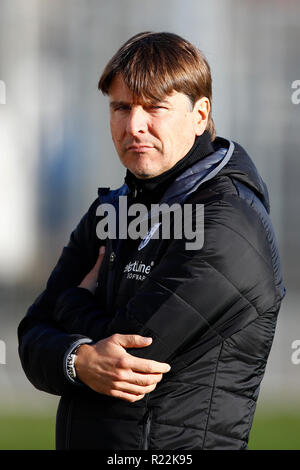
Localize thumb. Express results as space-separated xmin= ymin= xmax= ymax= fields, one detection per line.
xmin=114 ymin=334 xmax=153 ymax=349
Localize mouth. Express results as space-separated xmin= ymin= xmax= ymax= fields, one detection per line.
xmin=127 ymin=145 xmax=154 ymax=153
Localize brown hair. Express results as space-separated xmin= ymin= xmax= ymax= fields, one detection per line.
xmin=98 ymin=32 xmax=216 ymax=141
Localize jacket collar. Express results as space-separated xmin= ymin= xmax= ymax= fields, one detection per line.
xmin=98 ymin=136 xmax=270 ymax=213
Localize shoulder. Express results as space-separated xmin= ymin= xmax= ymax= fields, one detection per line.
xmin=70 ymin=197 xmax=100 ymax=241
xmin=180 ymin=177 xmax=278 ymax=293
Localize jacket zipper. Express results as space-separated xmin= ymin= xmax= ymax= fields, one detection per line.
xmin=109 ymin=251 xmax=116 ymax=267
xmin=106 ymin=250 xmax=116 ymax=311
xmin=142 ymin=408 xmax=152 ymax=450
xmin=107 ymin=241 xmax=126 ymax=312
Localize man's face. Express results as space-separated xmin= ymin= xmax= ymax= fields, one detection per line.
xmin=108 ymin=74 xmax=207 ymax=179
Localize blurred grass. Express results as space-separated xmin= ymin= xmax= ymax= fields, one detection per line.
xmin=0 ymin=410 xmax=299 ymax=449
xmin=249 ymin=411 xmax=300 ymax=450
xmin=0 ymin=414 xmax=56 ymax=450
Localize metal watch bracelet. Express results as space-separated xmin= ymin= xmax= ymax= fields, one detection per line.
xmin=66 ymin=345 xmax=81 ymax=380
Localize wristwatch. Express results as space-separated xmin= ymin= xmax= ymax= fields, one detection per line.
xmin=66 ymin=345 xmax=81 ymax=380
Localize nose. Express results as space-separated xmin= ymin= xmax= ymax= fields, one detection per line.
xmin=126 ymin=106 xmax=148 ymax=136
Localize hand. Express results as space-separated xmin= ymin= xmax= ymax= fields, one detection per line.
xmin=78 ymin=246 xmax=105 ymax=294
xmin=75 ymin=334 xmax=171 ymax=402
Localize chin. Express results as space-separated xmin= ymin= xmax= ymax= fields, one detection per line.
xmin=131 ymin=169 xmax=154 ymax=179
xmin=128 ymin=163 xmax=158 ymax=179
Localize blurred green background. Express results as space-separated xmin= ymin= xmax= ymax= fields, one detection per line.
xmin=0 ymin=408 xmax=299 ymax=450
xmin=1 ymin=0 xmax=300 ymax=452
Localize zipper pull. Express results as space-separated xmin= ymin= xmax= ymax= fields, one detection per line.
xmin=109 ymin=251 xmax=116 ymax=268
xmin=142 ymin=409 xmax=152 ymax=450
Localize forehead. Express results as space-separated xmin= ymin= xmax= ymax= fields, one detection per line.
xmin=108 ymin=73 xmax=185 ymax=106
xmin=108 ymin=74 xmax=136 ymax=101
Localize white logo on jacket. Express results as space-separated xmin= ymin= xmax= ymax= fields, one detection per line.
xmin=124 ymin=260 xmax=155 ymax=281
xmin=138 ymin=223 xmax=161 ymax=250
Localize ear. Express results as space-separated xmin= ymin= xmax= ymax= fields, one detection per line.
xmin=193 ymin=97 xmax=210 ymax=136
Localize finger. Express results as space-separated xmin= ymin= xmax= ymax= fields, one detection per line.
xmin=112 ymin=381 xmax=157 ymax=396
xmin=111 ymin=366 xmax=163 ymax=386
xmin=114 ymin=333 xmax=153 ymax=349
xmin=109 ymin=390 xmax=145 ymax=403
xmin=94 ymin=246 xmax=106 ymax=268
xmin=111 ymin=335 xmax=171 ymax=373
xmin=129 ymin=372 xmax=163 ymax=387
xmin=87 ymin=247 xmax=105 ymax=279
xmin=92 ymin=382 xmax=145 ymax=402
xmin=126 ymin=355 xmax=171 ymax=374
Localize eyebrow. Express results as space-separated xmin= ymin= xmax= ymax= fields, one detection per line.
xmin=109 ymin=99 xmax=169 ymax=109
xmin=109 ymin=101 xmax=130 ymax=109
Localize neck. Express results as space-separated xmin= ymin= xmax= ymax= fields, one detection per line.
xmin=125 ymin=130 xmax=214 ymax=203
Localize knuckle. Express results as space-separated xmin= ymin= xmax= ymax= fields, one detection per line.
xmin=115 ymin=369 xmax=126 ymax=381
xmin=118 ymin=356 xmax=129 ymax=369
xmin=148 ymin=376 xmax=157 ymax=385
xmin=139 ymin=378 xmax=148 ymax=387
xmin=110 ymin=380 xmax=121 ymax=390
xmin=146 ymin=374 xmax=160 ymax=385
xmin=110 ymin=333 xmax=119 ymax=343
xmin=128 ymin=334 xmax=138 ymax=346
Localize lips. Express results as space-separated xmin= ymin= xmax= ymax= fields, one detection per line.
xmin=127 ymin=144 xmax=154 ymax=152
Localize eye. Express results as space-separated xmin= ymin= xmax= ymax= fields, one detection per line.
xmin=149 ymin=105 xmax=167 ymax=111
xmin=110 ymin=103 xmax=131 ymax=112
xmin=116 ymin=105 xmax=131 ymax=111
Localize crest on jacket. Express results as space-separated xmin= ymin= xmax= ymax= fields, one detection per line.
xmin=138 ymin=222 xmax=161 ymax=251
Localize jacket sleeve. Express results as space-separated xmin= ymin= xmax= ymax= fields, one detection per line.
xmin=50 ymin=198 xmax=280 ymax=365
xmin=17 ymin=198 xmax=109 ymax=396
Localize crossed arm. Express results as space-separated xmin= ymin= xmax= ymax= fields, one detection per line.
xmin=70 ymin=246 xmax=170 ymax=402
xmin=19 ymin=199 xmax=248 ymax=404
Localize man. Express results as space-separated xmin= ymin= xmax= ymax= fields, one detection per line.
xmin=18 ymin=32 xmax=285 ymax=450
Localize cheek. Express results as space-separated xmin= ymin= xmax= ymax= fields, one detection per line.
xmin=160 ymin=118 xmax=194 ymax=160
xmin=160 ymin=125 xmax=180 ymax=150
xmin=110 ymin=119 xmax=123 ymax=143
xmin=151 ymin=122 xmax=172 ymax=148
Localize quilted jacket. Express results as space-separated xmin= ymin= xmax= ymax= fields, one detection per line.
xmin=18 ymin=136 xmax=285 ymax=449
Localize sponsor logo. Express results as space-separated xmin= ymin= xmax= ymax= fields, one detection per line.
xmin=138 ymin=223 xmax=161 ymax=251
xmin=123 ymin=260 xmax=155 ymax=281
